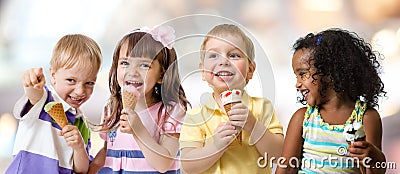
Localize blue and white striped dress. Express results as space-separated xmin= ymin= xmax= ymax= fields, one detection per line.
xmin=300 ymin=100 xmax=366 ymax=173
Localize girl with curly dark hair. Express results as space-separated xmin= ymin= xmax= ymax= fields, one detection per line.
xmin=277 ymin=28 xmax=387 ymax=174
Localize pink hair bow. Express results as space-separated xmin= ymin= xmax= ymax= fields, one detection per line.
xmin=139 ymin=25 xmax=176 ymax=49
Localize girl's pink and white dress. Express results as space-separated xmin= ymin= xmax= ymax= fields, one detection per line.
xmin=99 ymin=102 xmax=184 ymax=174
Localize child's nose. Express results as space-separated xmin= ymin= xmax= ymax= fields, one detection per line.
xmin=295 ymin=81 xmax=301 ymax=88
xmin=74 ymin=84 xmax=86 ymax=95
xmin=218 ymin=57 xmax=230 ymax=66
xmin=124 ymin=67 xmax=140 ymax=77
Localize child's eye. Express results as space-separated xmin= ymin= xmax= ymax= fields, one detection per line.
xmin=140 ymin=63 xmax=151 ymax=69
xmin=229 ymin=53 xmax=241 ymax=59
xmin=86 ymin=81 xmax=95 ymax=86
xmin=119 ymin=60 xmax=130 ymax=67
xmin=66 ymin=79 xmax=76 ymax=84
xmin=298 ymin=72 xmax=310 ymax=80
xmin=208 ymin=53 xmax=218 ymax=59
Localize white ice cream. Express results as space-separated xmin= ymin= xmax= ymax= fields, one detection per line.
xmin=220 ymin=89 xmax=242 ymax=105
xmin=343 ymin=122 xmax=366 ymax=142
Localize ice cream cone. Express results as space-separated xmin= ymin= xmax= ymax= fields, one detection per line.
xmin=220 ymin=89 xmax=243 ymax=145
xmin=224 ymin=102 xmax=242 ymax=144
xmin=44 ymin=102 xmax=68 ymax=128
xmin=122 ymin=86 xmax=140 ymax=110
xmin=122 ymin=90 xmax=137 ymax=109
xmin=344 ymin=122 xmax=366 ymax=174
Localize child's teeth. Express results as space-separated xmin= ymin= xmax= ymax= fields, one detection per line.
xmin=71 ymin=97 xmax=82 ymax=101
xmin=217 ymin=72 xmax=233 ymax=76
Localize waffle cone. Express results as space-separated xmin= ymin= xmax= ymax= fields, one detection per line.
xmin=224 ymin=102 xmax=242 ymax=145
xmin=46 ymin=103 xmax=68 ymax=128
xmin=122 ymin=90 xmax=137 ymax=110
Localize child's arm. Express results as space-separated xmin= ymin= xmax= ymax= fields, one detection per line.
xmin=228 ymin=103 xmax=284 ymax=158
xmin=119 ymin=109 xmax=184 ymax=173
xmin=275 ymin=107 xmax=306 ymax=174
xmin=88 ymin=141 xmax=107 ymax=174
xmin=60 ymin=125 xmax=89 ymax=174
xmin=180 ymin=122 xmax=236 ymax=173
xmin=22 ymin=68 xmax=46 ymax=107
xmin=348 ymin=108 xmax=386 ymax=174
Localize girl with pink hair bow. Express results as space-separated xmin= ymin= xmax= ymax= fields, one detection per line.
xmin=89 ymin=25 xmax=190 ymax=174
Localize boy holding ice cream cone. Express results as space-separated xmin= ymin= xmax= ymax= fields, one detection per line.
xmin=179 ymin=24 xmax=284 ymax=174
xmin=6 ymin=34 xmax=102 ymax=174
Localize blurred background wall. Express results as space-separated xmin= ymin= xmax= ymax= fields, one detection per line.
xmin=0 ymin=0 xmax=399 ymax=173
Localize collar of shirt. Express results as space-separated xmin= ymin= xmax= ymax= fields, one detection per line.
xmin=47 ymin=85 xmax=79 ymax=116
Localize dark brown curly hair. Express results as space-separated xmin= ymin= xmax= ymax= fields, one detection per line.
xmin=293 ymin=28 xmax=386 ymax=108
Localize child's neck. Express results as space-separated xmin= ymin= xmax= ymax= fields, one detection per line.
xmin=319 ymin=95 xmax=355 ymax=125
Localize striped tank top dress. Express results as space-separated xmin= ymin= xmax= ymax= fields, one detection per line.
xmin=299 ymin=100 xmax=366 ymax=173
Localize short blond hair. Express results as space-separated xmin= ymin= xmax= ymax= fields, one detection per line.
xmin=200 ymin=24 xmax=255 ymax=62
xmin=51 ymin=34 xmax=102 ymax=73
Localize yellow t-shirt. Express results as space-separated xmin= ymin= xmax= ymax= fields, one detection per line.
xmin=180 ymin=92 xmax=283 ymax=174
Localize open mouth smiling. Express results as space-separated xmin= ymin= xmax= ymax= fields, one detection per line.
xmin=125 ymin=80 xmax=143 ymax=88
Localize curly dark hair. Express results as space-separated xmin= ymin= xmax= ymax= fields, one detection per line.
xmin=293 ymin=28 xmax=386 ymax=107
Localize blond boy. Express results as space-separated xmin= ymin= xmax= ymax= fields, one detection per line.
xmin=6 ymin=34 xmax=102 ymax=174
xmin=180 ymin=24 xmax=284 ymax=173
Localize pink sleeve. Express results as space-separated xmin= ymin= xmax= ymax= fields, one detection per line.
xmin=162 ymin=104 xmax=185 ymax=134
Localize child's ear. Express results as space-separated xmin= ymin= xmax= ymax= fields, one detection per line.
xmin=199 ymin=62 xmax=206 ymax=81
xmin=157 ymin=71 xmax=163 ymax=84
xmin=157 ymin=76 xmax=163 ymax=84
xmin=49 ymin=67 xmax=56 ymax=85
xmin=246 ymin=61 xmax=256 ymax=80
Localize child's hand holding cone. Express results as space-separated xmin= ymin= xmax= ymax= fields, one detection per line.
xmin=220 ymin=89 xmax=243 ymax=145
xmin=120 ymin=85 xmax=140 ymax=134
xmin=344 ymin=122 xmax=366 ymax=174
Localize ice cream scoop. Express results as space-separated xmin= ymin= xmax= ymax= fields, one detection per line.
xmin=343 ymin=122 xmax=366 ymax=143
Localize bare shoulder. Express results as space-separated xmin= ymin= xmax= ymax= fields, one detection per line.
xmin=285 ymin=107 xmax=307 ymax=136
xmin=363 ymin=107 xmax=383 ymax=131
xmin=363 ymin=107 xmax=383 ymax=147
xmin=290 ymin=107 xmax=307 ymax=124
xmin=363 ymin=107 xmax=381 ymax=123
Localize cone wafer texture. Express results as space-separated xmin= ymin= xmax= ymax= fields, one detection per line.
xmin=122 ymin=90 xmax=137 ymax=109
xmin=44 ymin=102 xmax=68 ymax=128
